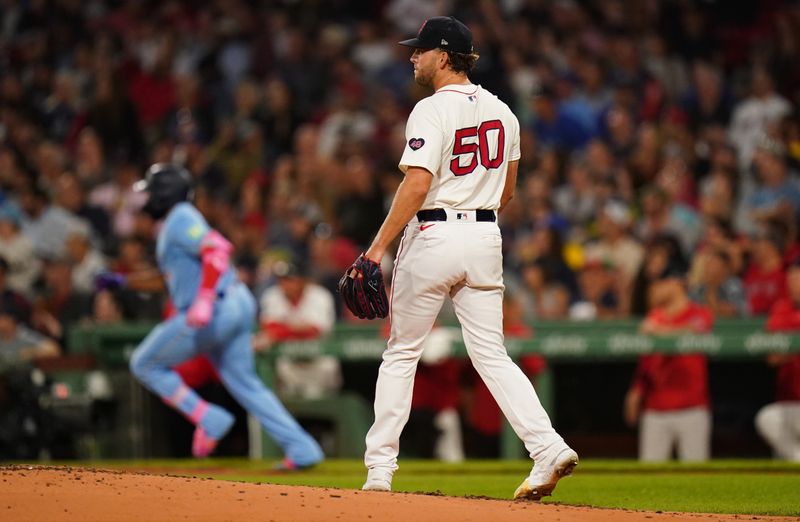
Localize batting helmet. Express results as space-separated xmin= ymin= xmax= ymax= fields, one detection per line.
xmin=134 ymin=163 xmax=193 ymax=219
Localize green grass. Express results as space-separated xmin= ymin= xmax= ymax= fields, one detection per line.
xmin=72 ymin=459 xmax=800 ymax=517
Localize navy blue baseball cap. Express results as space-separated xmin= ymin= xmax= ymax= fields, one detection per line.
xmin=399 ymin=16 xmax=473 ymax=54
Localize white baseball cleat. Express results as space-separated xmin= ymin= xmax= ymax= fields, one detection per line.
xmin=514 ymin=447 xmax=579 ymax=501
xmin=361 ymin=467 xmax=393 ymax=492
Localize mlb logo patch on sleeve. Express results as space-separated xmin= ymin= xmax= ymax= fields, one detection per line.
xmin=408 ymin=138 xmax=425 ymax=150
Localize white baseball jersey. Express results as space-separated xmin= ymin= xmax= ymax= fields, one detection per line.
xmin=259 ymin=283 xmax=335 ymax=334
xmin=399 ymin=84 xmax=520 ymax=210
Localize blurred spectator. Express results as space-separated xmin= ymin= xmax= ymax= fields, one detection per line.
xmin=689 ymin=249 xmax=749 ymax=318
xmin=334 ymin=155 xmax=384 ymax=249
xmin=637 ymin=175 xmax=701 ymax=256
xmin=570 ymin=259 xmax=622 ymax=320
xmin=643 ymin=34 xmax=689 ymax=103
xmin=575 ymin=58 xmax=613 ymax=118
xmin=64 ymin=225 xmax=107 ymax=295
xmin=744 ymin=226 xmax=788 ymax=315
xmin=584 ymin=200 xmax=643 ymax=312
xmin=630 ymin=234 xmax=686 ymax=316
xmin=101 ymin=237 xmax=163 ymax=322
xmin=0 ymin=258 xmax=30 ymax=326
xmin=0 ymin=205 xmax=40 ymax=297
xmin=629 ymin=123 xmax=663 ymax=190
xmin=352 ymin=21 xmax=394 ymax=79
xmin=18 ymin=184 xmax=89 ymax=260
xmin=519 ymin=258 xmax=570 ymax=321
xmin=681 ymin=61 xmax=733 ymax=133
xmin=85 ymin=71 xmax=144 ymax=161
xmin=42 ymin=71 xmax=81 ymax=144
xmin=260 ymin=77 xmax=300 ymax=165
xmin=698 ymin=157 xmax=737 ymax=223
xmin=73 ymin=127 xmax=111 ymax=189
xmin=316 ymin=79 xmax=376 ymax=159
xmin=624 ymin=264 xmax=713 ymax=462
xmin=268 ymin=199 xmax=322 ymax=262
xmin=54 ymin=172 xmax=111 ymax=240
xmin=735 ymin=136 xmax=800 ymax=237
xmin=386 ymin=0 xmax=449 ymax=35
xmin=689 ymin=217 xmax=745 ymax=284
xmin=257 ymin=260 xmax=339 ymax=399
xmin=603 ymin=104 xmax=638 ymax=161
xmin=34 ymin=141 xmax=68 ymax=188
xmin=30 ymin=258 xmax=93 ymax=349
xmin=0 ymin=294 xmax=60 ymax=365
xmin=518 ymin=173 xmax=570 ymax=234
xmin=728 ymin=67 xmax=792 ymax=169
xmin=127 ymin=27 xmax=177 ymax=133
xmin=756 ymin=261 xmax=800 ymax=461
xmin=552 ymin=160 xmax=597 ymax=234
xmin=525 ymin=226 xmax=579 ymax=299
xmin=86 ymin=289 xmax=126 ymax=326
xmin=88 ymin=160 xmax=148 ymax=238
xmin=530 ymin=85 xmax=594 ymax=152
xmin=109 ymin=236 xmax=155 ymax=275
xmin=308 ymin=226 xmax=360 ymax=314
xmin=165 ymin=73 xmax=215 ymax=148
xmin=207 ymin=118 xmax=264 ymax=197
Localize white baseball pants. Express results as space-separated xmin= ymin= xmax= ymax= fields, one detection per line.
xmin=364 ymin=218 xmax=565 ymax=472
xmin=639 ymin=407 xmax=711 ymax=462
xmin=755 ymin=401 xmax=800 ymax=461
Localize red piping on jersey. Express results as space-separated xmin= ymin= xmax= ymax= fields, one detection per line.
xmin=435 ymin=86 xmax=479 ymax=96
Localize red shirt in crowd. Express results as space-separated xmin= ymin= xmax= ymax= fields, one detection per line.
xmin=410 ymin=359 xmax=462 ymax=412
xmin=764 ymin=297 xmax=800 ymax=401
xmin=744 ymin=265 xmax=787 ymax=315
xmin=631 ymin=302 xmax=713 ymax=411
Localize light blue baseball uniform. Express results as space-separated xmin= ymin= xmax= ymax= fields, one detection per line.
xmin=129 ymin=202 xmax=323 ymax=465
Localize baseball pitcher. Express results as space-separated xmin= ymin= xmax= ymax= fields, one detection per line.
xmin=340 ymin=16 xmax=578 ymax=500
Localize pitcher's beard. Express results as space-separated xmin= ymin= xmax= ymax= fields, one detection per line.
xmin=414 ymin=70 xmax=433 ymax=87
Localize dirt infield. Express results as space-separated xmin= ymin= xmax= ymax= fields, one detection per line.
xmin=0 ymin=465 xmax=792 ymax=522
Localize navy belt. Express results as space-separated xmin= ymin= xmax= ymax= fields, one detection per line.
xmin=416 ymin=209 xmax=496 ymax=222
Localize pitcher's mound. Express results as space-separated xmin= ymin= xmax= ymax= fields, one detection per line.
xmin=0 ymin=465 xmax=787 ymax=521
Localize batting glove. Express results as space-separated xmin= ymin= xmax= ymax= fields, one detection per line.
xmin=186 ymin=288 xmax=215 ymax=328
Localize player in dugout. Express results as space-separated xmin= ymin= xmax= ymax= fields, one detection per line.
xmin=624 ymin=261 xmax=713 ymax=462
xmin=756 ymin=258 xmax=800 ymax=461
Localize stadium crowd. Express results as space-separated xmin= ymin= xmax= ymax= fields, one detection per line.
xmin=1 ymin=0 xmax=800 ymax=460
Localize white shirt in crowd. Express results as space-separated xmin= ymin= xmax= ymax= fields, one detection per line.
xmin=259 ymin=281 xmax=338 ymax=399
xmin=259 ymin=282 xmax=335 ymax=334
xmin=728 ymin=93 xmax=791 ymax=168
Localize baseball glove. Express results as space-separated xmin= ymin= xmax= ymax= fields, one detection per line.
xmin=338 ymin=255 xmax=389 ymax=319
